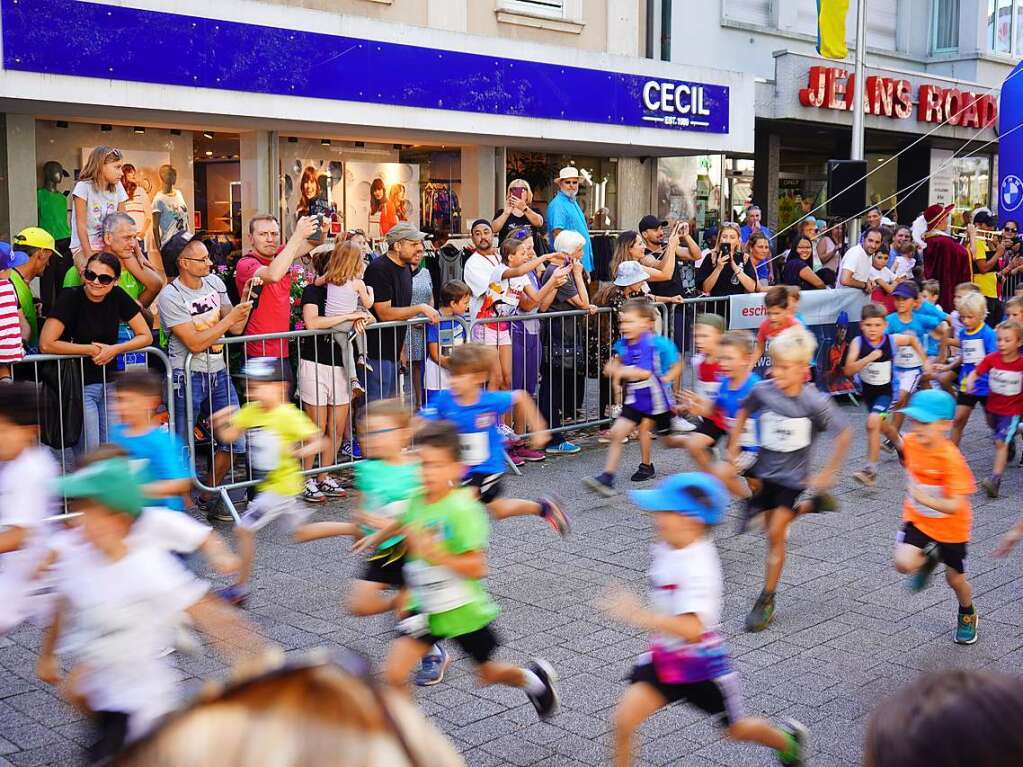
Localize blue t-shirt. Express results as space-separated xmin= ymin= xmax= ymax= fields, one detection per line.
xmin=110 ymin=422 xmax=190 ymax=511
xmin=546 ymin=191 xmax=594 ymax=272
xmin=886 ymin=309 xmax=943 ymax=369
xmin=611 ymin=334 xmax=679 ymax=374
xmin=915 ymin=301 xmax=948 ymax=357
xmin=419 ymin=389 xmax=515 ymax=475
xmin=958 ymin=323 xmax=998 ymax=394
xmin=716 ymin=373 xmax=761 ymax=452
xmin=612 ymin=333 xmax=679 ymax=416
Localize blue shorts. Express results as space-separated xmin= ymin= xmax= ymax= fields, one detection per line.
xmin=863 ymin=392 xmax=892 ymax=414
xmin=173 ymin=368 xmax=246 ymax=454
xmin=987 ymin=412 xmax=1021 ymax=444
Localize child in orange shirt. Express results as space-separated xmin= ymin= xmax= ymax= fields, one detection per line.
xmin=894 ymin=389 xmax=977 ymax=645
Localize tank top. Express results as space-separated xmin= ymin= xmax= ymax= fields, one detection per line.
xmin=857 ymin=334 xmax=894 ymax=399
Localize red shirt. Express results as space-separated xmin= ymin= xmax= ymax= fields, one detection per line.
xmin=693 ymin=353 xmax=725 ymax=428
xmin=757 ymin=315 xmax=796 ymax=347
xmin=234 ymin=251 xmax=291 ymax=359
xmin=975 ymin=352 xmax=1023 ymax=415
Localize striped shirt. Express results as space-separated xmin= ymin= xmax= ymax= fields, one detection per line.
xmin=0 ymin=279 xmax=24 ymax=364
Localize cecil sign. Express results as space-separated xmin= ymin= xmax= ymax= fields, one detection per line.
xmin=799 ymin=66 xmax=997 ymax=128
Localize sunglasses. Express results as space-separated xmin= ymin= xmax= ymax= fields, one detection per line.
xmin=83 ymin=269 xmax=116 ymax=286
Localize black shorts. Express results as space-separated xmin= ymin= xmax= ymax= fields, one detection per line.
xmin=862 ymin=391 xmax=893 ymax=415
xmin=899 ymin=522 xmax=967 ymax=574
xmin=694 ymin=419 xmax=728 ymax=444
xmin=957 ymin=391 xmax=986 ymax=409
xmin=406 ymin=623 xmax=500 ymax=665
xmin=628 ymin=662 xmax=744 ymax=726
xmin=746 ymin=476 xmax=803 ymax=515
xmin=462 ymin=472 xmax=504 ymax=504
xmin=89 ymin=710 xmax=130 ymax=763
xmin=620 ymin=404 xmax=672 ymax=432
xmin=361 ymin=549 xmax=406 ymax=587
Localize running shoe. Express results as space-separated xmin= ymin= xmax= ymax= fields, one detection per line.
xmin=672 ymin=416 xmax=697 ymax=433
xmin=538 ymin=496 xmax=571 ymax=537
xmin=341 ymin=440 xmax=362 ymax=460
xmin=582 ymin=474 xmax=617 ymax=497
xmin=350 ymin=379 xmax=365 ymax=400
xmin=217 ymin=584 xmax=250 ymax=607
xmin=630 ymin=463 xmax=655 ymax=482
xmin=809 ymin=492 xmax=839 ymax=513
xmin=744 ymin=590 xmax=775 ymax=633
xmin=546 ymin=441 xmax=581 ymax=455
xmin=954 ymin=610 xmax=978 ymax=645
xmin=881 ymin=438 xmax=896 ymax=454
xmin=198 ymin=495 xmax=234 ymax=523
xmin=497 ymin=423 xmax=519 ymax=443
xmin=778 ymin=718 xmax=810 ymax=766
xmin=303 ymin=479 xmax=327 ymax=504
xmin=516 ymin=446 xmax=546 ymax=462
xmin=414 ymin=645 xmax=450 ymax=687
xmin=908 ymin=542 xmax=940 ymax=593
xmin=318 ymin=476 xmax=347 ymax=498
xmin=525 ymin=658 xmax=560 ymax=721
xmin=852 ymin=468 xmax=877 ymax=487
xmin=506 ymin=447 xmax=526 ymax=467
xmin=982 ymin=476 xmax=1001 ymax=498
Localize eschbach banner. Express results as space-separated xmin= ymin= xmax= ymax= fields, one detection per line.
xmin=728 ymin=287 xmax=869 ymax=330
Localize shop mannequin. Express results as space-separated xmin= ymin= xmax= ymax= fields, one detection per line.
xmin=152 ymin=164 xmax=189 ymax=266
xmin=36 ymin=161 xmax=73 ymax=313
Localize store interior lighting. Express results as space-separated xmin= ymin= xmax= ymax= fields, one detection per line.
xmin=133 ymin=126 xmax=145 ymax=134
xmin=100 ymin=124 xmax=112 ymax=132
xmin=202 ymin=131 xmax=214 ymax=140
xmin=321 ymin=138 xmax=331 ymax=146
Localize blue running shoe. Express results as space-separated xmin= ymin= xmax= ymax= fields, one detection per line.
xmin=414 ymin=644 xmax=450 ymax=687
xmin=546 ymin=441 xmax=581 ymax=456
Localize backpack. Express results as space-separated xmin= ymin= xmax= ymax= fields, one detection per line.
xmin=37 ymin=358 xmax=84 ymax=450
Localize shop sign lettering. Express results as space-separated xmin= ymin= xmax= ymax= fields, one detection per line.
xmin=798 ymin=66 xmax=997 ymax=128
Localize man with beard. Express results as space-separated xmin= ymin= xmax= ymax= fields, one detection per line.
xmin=546 ymin=166 xmax=593 ymax=273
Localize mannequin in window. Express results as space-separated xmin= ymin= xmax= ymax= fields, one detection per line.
xmin=36 ymin=161 xmax=74 ymax=314
xmin=152 ymin=164 xmax=189 ymax=272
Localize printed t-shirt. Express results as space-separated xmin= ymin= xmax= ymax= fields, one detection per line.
xmin=231 ymin=402 xmax=320 ymax=496
xmin=740 ymin=378 xmax=847 ymax=488
xmin=974 ymin=352 xmax=1023 ymax=415
xmin=508 ymin=272 xmax=541 ymax=334
xmin=886 ymin=310 xmax=942 ymax=369
xmin=715 ymin=373 xmax=761 ymax=450
xmin=158 ymin=275 xmax=231 ymax=373
xmin=152 ymin=189 xmax=190 ymax=245
xmin=419 ymin=389 xmax=514 ymax=476
xmin=462 ymin=253 xmax=509 ymax=328
xmin=9 ymin=269 xmax=38 ymax=349
xmin=958 ymin=323 xmax=997 ymax=394
xmin=234 ymin=253 xmax=291 ymax=359
xmin=48 ymin=286 xmax=142 ymax=384
xmin=110 ymin=423 xmax=190 ymax=511
xmin=37 ymin=187 xmax=71 ymax=241
xmin=355 ymin=458 xmax=422 ymax=550
xmin=901 ymin=432 xmax=974 ymax=543
xmin=69 ymin=180 xmax=128 ymax=252
xmin=0 ymin=280 xmax=23 ymax=365
xmin=612 ymin=332 xmax=679 ymax=416
xmin=401 ymin=488 xmax=499 ymax=637
xmin=647 ymin=539 xmax=731 ymax=684
xmin=424 ymin=318 xmax=466 ymax=390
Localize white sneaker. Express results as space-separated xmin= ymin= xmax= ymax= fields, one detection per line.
xmin=672 ymin=416 xmax=697 ymax=433
xmin=303 ymin=479 xmax=327 ymax=504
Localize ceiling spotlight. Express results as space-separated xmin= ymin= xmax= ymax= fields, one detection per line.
xmin=133 ymin=126 xmax=145 ymax=134
xmin=205 ymin=150 xmax=213 ymax=157
xmin=321 ymin=138 xmax=331 ymax=146
xmin=202 ymin=131 xmax=214 ymax=140
xmin=100 ymin=124 xmax=112 ymax=132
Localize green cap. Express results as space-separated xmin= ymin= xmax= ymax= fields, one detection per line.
xmin=53 ymin=458 xmax=145 ymax=518
xmin=385 ymin=222 xmax=427 ymax=244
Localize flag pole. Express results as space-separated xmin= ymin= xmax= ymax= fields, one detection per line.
xmin=849 ymin=0 xmax=867 ymax=245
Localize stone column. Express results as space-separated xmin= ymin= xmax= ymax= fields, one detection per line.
xmin=239 ymin=130 xmax=276 ymax=239
xmin=460 ymin=145 xmax=496 ymax=227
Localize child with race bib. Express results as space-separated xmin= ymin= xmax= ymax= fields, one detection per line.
xmin=886 ymin=282 xmax=947 ymax=439
xmin=946 ymin=291 xmax=997 ymax=445
xmin=674 ymin=313 xmax=724 ymax=433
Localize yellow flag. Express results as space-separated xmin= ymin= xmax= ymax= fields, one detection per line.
xmin=817 ymin=0 xmax=850 ymax=59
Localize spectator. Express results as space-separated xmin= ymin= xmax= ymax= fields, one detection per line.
xmin=609 ymin=229 xmax=675 ymax=289
xmin=640 ymin=216 xmax=700 ymax=298
xmin=10 ymin=227 xmax=56 ymax=351
xmin=64 ymin=212 xmax=164 ymax=312
xmin=781 ymin=235 xmax=828 ymax=290
xmin=362 ymin=222 xmax=440 ymax=400
xmin=463 ymin=219 xmax=513 ymax=390
xmin=0 ymin=244 xmax=29 ymax=382
xmin=921 ymin=202 xmax=972 ymax=312
xmin=739 ymin=204 xmax=774 ymax=244
xmin=840 ymin=227 xmax=883 ymax=292
xmin=233 ymin=214 xmax=318 ymax=372
xmin=406 ymin=245 xmax=435 ymax=407
xmin=546 ymin=166 xmax=594 ymax=272
xmin=817 ymin=219 xmax=844 ymax=273
xmin=157 ymin=235 xmax=254 ymax=520
xmin=696 ymin=222 xmax=758 ymax=297
xmin=492 ymin=179 xmax=544 ymax=245
xmin=747 ymin=232 xmax=773 ymax=291
xmin=70 ymin=145 xmax=127 ymax=272
xmin=889 ymin=225 xmax=914 ymax=267
xmin=40 ymin=252 xmax=152 ymax=451
xmin=996 ymin=219 xmax=1023 ymax=287
xmin=860 ymin=205 xmax=883 ymax=241
xmin=970 ymin=210 xmax=1001 ymax=324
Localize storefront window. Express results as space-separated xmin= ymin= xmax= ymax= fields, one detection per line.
xmin=866 ymin=153 xmax=899 ymax=215
xmin=657 ymin=155 xmax=723 ymax=237
xmin=953 ymin=155 xmax=991 ymax=216
xmin=506 ymin=151 xmax=617 ymax=230
xmin=989 ymin=0 xmax=1013 ymax=53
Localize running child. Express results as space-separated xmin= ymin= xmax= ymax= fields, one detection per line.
xmin=584 ymin=300 xmax=682 ymax=493
xmin=378 ymin=420 xmax=560 ymax=720
xmin=604 ymin=472 xmax=808 ymax=767
xmin=750 ymin=286 xmax=796 ymax=372
xmin=728 ymin=325 xmax=852 ymax=632
xmin=918 ymin=280 xmax=952 ymax=389
xmin=674 ymin=313 xmax=724 ymax=432
xmin=886 ymin=282 xmax=947 ymax=438
xmin=0 ymin=382 xmax=58 ymax=634
xmin=418 ymin=343 xmax=570 ymax=536
xmin=843 ymin=303 xmax=925 ymax=486
xmin=424 ymin=280 xmax=470 ymax=407
xmin=945 ymin=291 xmax=997 ymax=445
xmin=1005 ymin=296 xmax=1023 ymax=325
xmin=893 ymin=389 xmax=977 ymax=645
xmin=965 ymin=319 xmax=1023 ymax=498
xmin=210 ymin=357 xmax=326 ymax=605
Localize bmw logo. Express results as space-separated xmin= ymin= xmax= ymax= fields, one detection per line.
xmin=1003 ymin=174 xmax=1023 ymax=212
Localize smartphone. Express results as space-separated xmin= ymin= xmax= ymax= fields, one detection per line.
xmin=719 ymin=242 xmax=732 ymax=260
xmin=307 ymin=213 xmax=325 ymax=244
xmin=245 ymin=280 xmax=263 ymax=308
xmin=510 ymin=187 xmax=525 ymax=201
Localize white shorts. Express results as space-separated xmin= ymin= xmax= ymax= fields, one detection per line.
xmin=298 ymin=359 xmax=351 ymax=406
xmin=239 ymin=492 xmax=312 ymax=532
xmin=893 ymin=368 xmax=921 ymax=399
xmin=471 ymin=323 xmax=512 ymax=347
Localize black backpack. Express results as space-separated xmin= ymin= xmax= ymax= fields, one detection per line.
xmin=37 ymin=358 xmax=84 ymax=450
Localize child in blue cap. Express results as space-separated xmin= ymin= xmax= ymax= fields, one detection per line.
xmin=604 ymin=472 xmax=808 ymax=767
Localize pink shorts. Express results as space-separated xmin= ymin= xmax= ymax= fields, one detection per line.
xmin=298 ymin=359 xmax=350 ymax=406
xmin=471 ymin=324 xmax=512 ymax=347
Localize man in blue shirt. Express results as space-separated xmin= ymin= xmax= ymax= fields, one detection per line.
xmin=546 ymin=166 xmax=593 ymax=272
xmin=739 ymin=204 xmax=774 ymax=245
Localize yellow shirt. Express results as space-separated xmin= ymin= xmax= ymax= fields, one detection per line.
xmin=232 ymin=402 xmax=319 ymax=496
xmin=972 ymin=238 xmax=998 ymax=299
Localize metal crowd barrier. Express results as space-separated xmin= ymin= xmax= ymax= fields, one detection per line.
xmin=1002 ymin=269 xmax=1023 ymax=301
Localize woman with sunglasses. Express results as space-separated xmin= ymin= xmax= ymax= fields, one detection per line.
xmin=996 ymin=219 xmax=1023 ymax=293
xmin=40 ymin=252 xmax=152 ymax=452
xmin=695 ymin=223 xmax=758 ymax=297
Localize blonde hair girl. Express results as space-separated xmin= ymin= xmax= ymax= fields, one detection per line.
xmin=323 ymin=240 xmax=375 ymax=397
xmin=71 ymin=145 xmax=127 ymax=270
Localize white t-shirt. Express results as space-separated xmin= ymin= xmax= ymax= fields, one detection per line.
xmin=648 ymin=538 xmax=721 ymax=653
xmin=869 ymin=265 xmax=895 ymax=284
xmin=129 ymin=508 xmax=211 ymax=554
xmin=0 ymin=447 xmax=58 ymax=633
xmin=892 ymin=256 xmax=915 ymax=279
xmin=839 ymin=245 xmax=873 ymax=285
xmin=70 ymin=180 xmax=129 ymax=251
xmin=152 ymin=189 xmax=190 ymax=245
xmin=424 ymin=319 xmax=466 ymax=391
xmin=462 ymin=253 xmax=508 ymax=321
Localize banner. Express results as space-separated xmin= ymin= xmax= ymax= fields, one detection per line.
xmin=728 ymin=287 xmax=869 ymax=330
xmin=816 ymin=0 xmax=850 ymax=60
xmin=999 ymin=60 xmax=1023 ymax=223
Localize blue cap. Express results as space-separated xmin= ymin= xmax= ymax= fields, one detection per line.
xmin=900 ymin=389 xmax=955 ymax=423
xmin=628 ymin=472 xmax=729 ymax=525
xmin=892 ymin=282 xmax=919 ymax=299
xmin=0 ymin=242 xmax=28 ymax=270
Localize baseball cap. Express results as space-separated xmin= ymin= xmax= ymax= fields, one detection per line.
xmin=0 ymin=242 xmax=28 ymax=271
xmin=614 ymin=260 xmax=649 ymax=287
xmin=14 ymin=227 xmax=56 ymax=252
xmin=384 ymin=222 xmax=427 ymax=244
xmin=470 ymin=219 xmax=492 ymax=233
xmin=239 ymin=356 xmax=288 ymax=381
xmin=53 ymin=457 xmax=145 ymax=518
xmin=629 ymin=472 xmax=728 ymax=525
xmin=900 ymin=389 xmax=955 ymax=423
xmin=891 ymin=282 xmax=919 ymax=299
xmin=973 ymin=210 xmax=995 ymax=227
xmin=557 ymin=166 xmax=580 ymax=181
xmin=638 ymin=215 xmax=667 ymax=233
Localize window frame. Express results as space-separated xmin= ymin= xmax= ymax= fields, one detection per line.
xmin=931 ymin=0 xmax=960 ymax=53
xmin=496 ymin=0 xmax=571 ymax=21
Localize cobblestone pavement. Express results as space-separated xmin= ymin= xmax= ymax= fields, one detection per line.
xmin=3 ymin=407 xmax=1023 ymax=766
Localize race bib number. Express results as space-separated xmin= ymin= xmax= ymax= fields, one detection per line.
xmin=961 ymin=338 xmax=986 ymax=365
xmin=248 ymin=428 xmax=278 ymax=472
xmin=895 ymin=345 xmax=922 ymax=368
xmin=694 ymin=379 xmax=721 ymax=401
xmin=860 ymin=360 xmax=892 ymax=386
xmin=989 ymin=369 xmax=1023 ymax=397
xmin=759 ymin=412 xmax=812 ymax=452
xmin=906 ymin=479 xmax=946 ymax=519
xmin=459 ymin=432 xmax=490 ymax=466
xmin=726 ymin=416 xmax=759 ymax=448
xmin=403 ymin=560 xmax=473 ymax=614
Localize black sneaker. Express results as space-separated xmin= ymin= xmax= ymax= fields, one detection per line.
xmin=525 ymin=658 xmax=559 ymax=721
xmin=881 ymin=438 xmax=896 ymax=454
xmin=744 ymin=591 xmax=775 ymax=633
xmin=582 ymin=474 xmax=617 ymax=497
xmin=809 ymin=492 xmax=839 ymax=513
xmin=908 ymin=542 xmax=941 ymax=593
xmin=778 ymin=718 xmax=810 ymax=766
xmin=630 ymin=463 xmax=655 ymax=482
xmin=199 ymin=495 xmax=234 ymax=523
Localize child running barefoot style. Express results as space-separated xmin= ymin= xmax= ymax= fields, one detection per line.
xmin=729 ymin=326 xmax=852 ymax=633
xmin=378 ymin=420 xmax=560 ymax=720
xmin=966 ymin=319 xmax=1023 ymax=498
xmin=584 ymin=300 xmax=682 ymax=494
xmin=894 ymin=389 xmax=978 ymax=645
xmin=211 ymin=357 xmax=327 ymax=606
xmin=418 ymin=343 xmax=570 ymax=536
xmin=843 ymin=303 xmax=926 ymax=486
xmin=604 ymin=472 xmax=809 ymax=767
